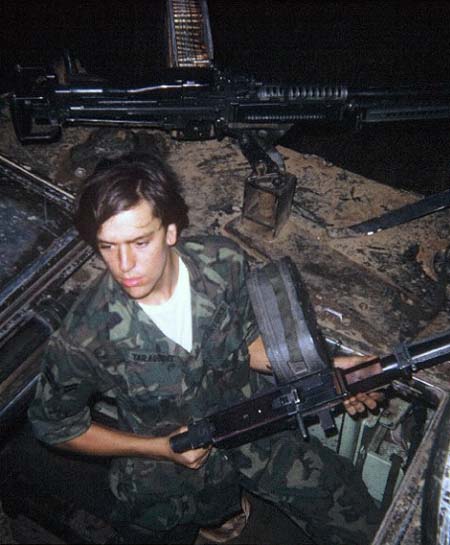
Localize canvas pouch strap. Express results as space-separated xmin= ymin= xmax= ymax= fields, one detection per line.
xmin=247 ymin=256 xmax=331 ymax=385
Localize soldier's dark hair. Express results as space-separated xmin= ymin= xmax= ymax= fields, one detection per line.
xmin=73 ymin=153 xmax=189 ymax=248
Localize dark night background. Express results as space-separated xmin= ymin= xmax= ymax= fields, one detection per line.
xmin=2 ymin=1 xmax=450 ymax=194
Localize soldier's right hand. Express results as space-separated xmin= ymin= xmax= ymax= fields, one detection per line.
xmin=165 ymin=426 xmax=211 ymax=469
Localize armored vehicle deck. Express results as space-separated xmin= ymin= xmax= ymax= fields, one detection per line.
xmin=0 ymin=119 xmax=450 ymax=544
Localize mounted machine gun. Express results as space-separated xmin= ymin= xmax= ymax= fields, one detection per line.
xmin=8 ymin=0 xmax=450 ymax=235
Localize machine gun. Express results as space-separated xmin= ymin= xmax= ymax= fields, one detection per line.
xmin=9 ymin=61 xmax=450 ymax=162
xmin=170 ymin=257 xmax=450 ymax=453
xmin=170 ymin=332 xmax=450 ymax=452
xmin=11 ymin=60 xmax=450 ymax=236
xmin=8 ymin=0 xmax=450 ymax=235
xmin=8 ymin=0 xmax=450 ymax=153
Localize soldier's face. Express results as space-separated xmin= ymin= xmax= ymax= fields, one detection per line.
xmin=97 ymin=199 xmax=178 ymax=305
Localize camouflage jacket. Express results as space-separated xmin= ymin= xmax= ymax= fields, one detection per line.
xmin=29 ymin=236 xmax=259 ymax=523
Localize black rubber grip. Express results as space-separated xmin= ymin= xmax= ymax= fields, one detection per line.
xmin=170 ymin=431 xmax=196 ymax=453
xmin=169 ymin=420 xmax=215 ymax=453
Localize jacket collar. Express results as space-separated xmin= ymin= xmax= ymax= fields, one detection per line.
xmin=104 ymin=239 xmax=221 ymax=354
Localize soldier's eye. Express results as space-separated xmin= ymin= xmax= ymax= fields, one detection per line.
xmin=98 ymin=243 xmax=113 ymax=251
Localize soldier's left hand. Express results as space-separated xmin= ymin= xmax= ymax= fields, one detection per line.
xmin=333 ymin=355 xmax=384 ymax=416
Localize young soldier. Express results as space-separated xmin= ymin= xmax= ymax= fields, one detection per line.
xmin=29 ymin=154 xmax=381 ymax=544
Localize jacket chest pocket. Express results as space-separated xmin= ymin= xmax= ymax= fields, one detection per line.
xmin=122 ymin=352 xmax=185 ymax=428
xmin=125 ymin=353 xmax=182 ymax=399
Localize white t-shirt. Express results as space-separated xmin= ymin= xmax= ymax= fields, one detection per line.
xmin=138 ymin=257 xmax=193 ymax=352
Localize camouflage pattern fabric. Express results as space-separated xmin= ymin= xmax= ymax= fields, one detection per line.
xmin=29 ymin=236 xmax=380 ymax=544
xmin=231 ymin=432 xmax=381 ymax=545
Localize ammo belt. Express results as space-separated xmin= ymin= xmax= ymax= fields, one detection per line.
xmin=247 ymin=257 xmax=331 ymax=384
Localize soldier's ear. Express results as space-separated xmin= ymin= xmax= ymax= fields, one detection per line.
xmin=165 ymin=223 xmax=177 ymax=246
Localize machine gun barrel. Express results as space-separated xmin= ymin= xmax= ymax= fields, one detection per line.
xmin=170 ymin=329 xmax=450 ymax=453
xmin=344 ymin=330 xmax=450 ymax=393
